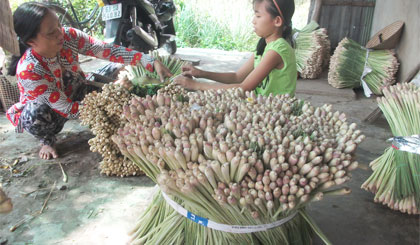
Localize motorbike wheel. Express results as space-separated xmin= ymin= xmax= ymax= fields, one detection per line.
xmin=163 ymin=40 xmax=177 ymax=55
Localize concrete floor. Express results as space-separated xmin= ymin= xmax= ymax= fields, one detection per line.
xmin=0 ymin=48 xmax=419 ymax=244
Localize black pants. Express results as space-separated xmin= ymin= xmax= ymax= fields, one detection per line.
xmin=20 ymin=102 xmax=68 ymax=146
xmin=19 ymin=83 xmax=97 ymax=146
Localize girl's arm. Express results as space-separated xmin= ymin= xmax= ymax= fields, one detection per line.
xmin=176 ymin=50 xmax=282 ymax=91
xmin=194 ymin=55 xmax=255 ymax=84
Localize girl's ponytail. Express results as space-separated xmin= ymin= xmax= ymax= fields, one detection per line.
xmin=256 ymin=38 xmax=267 ymax=56
xmin=275 ymin=0 xmax=294 ymax=43
xmin=283 ymin=22 xmax=293 ymax=44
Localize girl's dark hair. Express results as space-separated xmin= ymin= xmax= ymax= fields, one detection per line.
xmin=254 ymin=0 xmax=295 ymax=56
xmin=7 ymin=2 xmax=50 ymax=75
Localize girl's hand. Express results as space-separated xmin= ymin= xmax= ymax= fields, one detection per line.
xmin=154 ymin=60 xmax=173 ymax=82
xmin=174 ymin=75 xmax=198 ymax=90
xmin=182 ymin=63 xmax=202 ymax=78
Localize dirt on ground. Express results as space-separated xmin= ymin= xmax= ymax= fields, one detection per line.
xmin=0 ymin=116 xmax=157 ymax=244
xmin=0 ymin=54 xmax=157 ymax=245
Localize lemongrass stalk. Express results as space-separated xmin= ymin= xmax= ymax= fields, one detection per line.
xmin=299 ymin=210 xmax=332 ymax=245
xmin=363 ymin=84 xmax=420 ymax=212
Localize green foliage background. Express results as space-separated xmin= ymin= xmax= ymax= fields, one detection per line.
xmin=172 ymin=0 xmax=310 ymax=52
xmin=173 ymin=0 xmax=259 ymax=52
xmin=10 ymin=0 xmax=309 ymax=52
xmin=11 ymin=0 xmax=104 ymax=37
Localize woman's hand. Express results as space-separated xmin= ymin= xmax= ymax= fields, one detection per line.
xmin=154 ymin=60 xmax=173 ymax=82
xmin=182 ymin=63 xmax=202 ymax=78
xmin=174 ymin=75 xmax=199 ymax=90
xmin=114 ymin=76 xmax=133 ymax=90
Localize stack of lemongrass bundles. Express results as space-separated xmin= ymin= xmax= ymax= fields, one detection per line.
xmin=293 ymin=21 xmax=331 ymax=79
xmin=112 ymin=87 xmax=365 ymax=244
xmin=328 ymin=38 xmax=399 ymax=95
xmin=80 ymin=84 xmax=141 ymax=177
xmin=79 ymin=53 xmax=185 ymax=177
xmin=362 ymin=83 xmax=420 ymax=214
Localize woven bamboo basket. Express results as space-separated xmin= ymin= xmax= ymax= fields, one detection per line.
xmin=366 ymin=20 xmax=404 ymax=50
xmin=0 ymin=76 xmax=19 ymax=112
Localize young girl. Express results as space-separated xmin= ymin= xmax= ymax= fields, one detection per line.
xmin=174 ymin=0 xmax=296 ymax=96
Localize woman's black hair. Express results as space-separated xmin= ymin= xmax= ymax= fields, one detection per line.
xmin=254 ymin=0 xmax=295 ymax=56
xmin=7 ymin=2 xmax=50 ymax=75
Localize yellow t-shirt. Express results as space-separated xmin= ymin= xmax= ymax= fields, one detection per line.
xmin=254 ymin=38 xmax=297 ymax=97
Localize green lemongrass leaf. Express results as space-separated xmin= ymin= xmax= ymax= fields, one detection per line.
xmin=299 ymin=210 xmax=332 ymax=245
xmin=363 ymin=84 xmax=420 ymax=212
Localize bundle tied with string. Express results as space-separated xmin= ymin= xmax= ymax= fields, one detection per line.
xmin=293 ymin=21 xmax=331 ymax=79
xmin=79 ymin=52 xmax=186 ymax=177
xmin=113 ymin=87 xmax=365 ymax=244
xmin=362 ymin=83 xmax=420 ymax=214
xmin=328 ymin=38 xmax=399 ymax=96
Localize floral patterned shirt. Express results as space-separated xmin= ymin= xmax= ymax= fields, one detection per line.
xmin=6 ymin=27 xmax=154 ymax=127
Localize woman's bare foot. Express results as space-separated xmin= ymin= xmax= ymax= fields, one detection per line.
xmin=39 ymin=145 xmax=58 ymax=160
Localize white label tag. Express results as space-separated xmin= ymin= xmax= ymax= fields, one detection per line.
xmin=389 ymin=135 xmax=420 ymax=155
xmin=360 ymin=49 xmax=373 ymax=97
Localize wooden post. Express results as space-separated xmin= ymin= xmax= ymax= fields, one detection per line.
xmin=311 ymin=0 xmax=323 ymax=23
xmin=0 ymin=0 xmax=19 ymax=55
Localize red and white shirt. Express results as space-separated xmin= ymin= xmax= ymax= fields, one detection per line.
xmin=6 ymin=27 xmax=154 ymax=126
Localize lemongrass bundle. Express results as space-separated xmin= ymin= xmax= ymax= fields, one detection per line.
xmin=362 ymin=83 xmax=420 ymax=214
xmin=79 ymin=53 xmax=186 ymax=177
xmin=80 ymin=84 xmax=142 ymax=177
xmin=113 ymin=87 xmax=365 ymax=244
xmin=328 ymin=38 xmax=399 ymax=95
xmin=293 ymin=21 xmax=331 ymax=79
xmin=319 ymin=28 xmax=331 ymax=69
xmin=118 ymin=51 xmax=187 ymax=86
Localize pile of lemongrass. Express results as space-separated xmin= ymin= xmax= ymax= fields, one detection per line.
xmin=362 ymin=83 xmax=420 ymax=214
xmin=80 ymin=84 xmax=140 ymax=177
xmin=112 ymin=87 xmax=364 ymax=244
xmin=328 ymin=38 xmax=399 ymax=95
xmin=80 ymin=53 xmax=186 ymax=177
xmin=293 ymin=21 xmax=331 ymax=79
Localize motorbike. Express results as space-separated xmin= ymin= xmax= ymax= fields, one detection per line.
xmin=100 ymin=0 xmax=177 ymax=54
